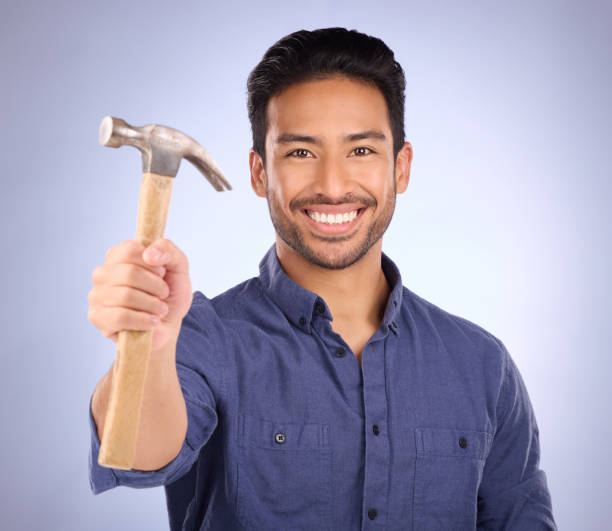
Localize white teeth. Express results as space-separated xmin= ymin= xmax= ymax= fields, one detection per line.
xmin=308 ymin=209 xmax=359 ymax=224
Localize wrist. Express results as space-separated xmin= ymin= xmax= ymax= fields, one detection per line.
xmin=151 ymin=323 xmax=182 ymax=355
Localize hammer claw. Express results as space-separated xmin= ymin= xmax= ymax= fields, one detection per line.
xmin=185 ymin=151 xmax=232 ymax=192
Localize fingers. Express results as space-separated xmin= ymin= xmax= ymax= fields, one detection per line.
xmin=92 ymin=262 xmax=169 ymax=299
xmin=102 ymin=238 xmax=187 ymax=277
xmin=88 ymin=281 xmax=169 ymax=340
xmin=89 ymin=284 xmax=169 ymax=316
xmin=88 ymin=305 xmax=162 ymax=340
xmin=105 ymin=240 xmax=166 ymax=277
xmin=89 ymin=238 xmax=190 ymax=343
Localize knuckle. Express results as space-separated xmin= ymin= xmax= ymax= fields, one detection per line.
xmin=124 ymin=264 xmax=140 ymax=284
xmin=92 ymin=266 xmax=102 ymax=283
xmin=120 ymin=240 xmax=142 ymax=257
xmin=160 ymin=280 xmax=170 ymax=298
xmin=113 ymin=308 xmax=128 ymax=327
xmin=118 ymin=286 xmax=132 ymax=305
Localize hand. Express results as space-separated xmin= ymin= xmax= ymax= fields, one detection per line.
xmin=88 ymin=238 xmax=193 ymax=352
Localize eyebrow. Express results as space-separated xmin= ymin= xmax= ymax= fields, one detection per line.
xmin=275 ymin=130 xmax=387 ymax=145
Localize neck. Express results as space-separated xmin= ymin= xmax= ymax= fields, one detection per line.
xmin=275 ymin=238 xmax=391 ymax=327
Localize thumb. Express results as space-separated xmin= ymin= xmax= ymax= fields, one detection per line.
xmin=142 ymin=239 xmax=189 ymax=275
xmin=143 ymin=239 xmax=192 ymax=322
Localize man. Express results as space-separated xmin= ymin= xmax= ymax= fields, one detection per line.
xmin=88 ymin=28 xmax=557 ymax=530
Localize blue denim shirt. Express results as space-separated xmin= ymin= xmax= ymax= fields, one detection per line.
xmin=89 ymin=244 xmax=556 ymax=530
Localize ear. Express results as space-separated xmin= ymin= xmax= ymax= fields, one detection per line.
xmin=394 ymin=142 xmax=413 ymax=194
xmin=250 ymin=149 xmax=267 ymax=198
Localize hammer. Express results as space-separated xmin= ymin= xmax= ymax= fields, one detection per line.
xmin=98 ymin=116 xmax=231 ymax=470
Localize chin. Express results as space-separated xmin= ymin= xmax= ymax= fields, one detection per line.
xmin=292 ymin=237 xmax=374 ymax=270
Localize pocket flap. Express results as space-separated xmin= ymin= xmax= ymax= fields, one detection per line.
xmin=415 ymin=427 xmax=492 ymax=459
xmin=238 ymin=413 xmax=330 ymax=450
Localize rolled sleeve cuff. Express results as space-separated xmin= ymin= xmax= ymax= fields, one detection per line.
xmin=477 ymin=469 xmax=556 ymax=529
xmin=88 ymin=394 xmax=218 ymax=495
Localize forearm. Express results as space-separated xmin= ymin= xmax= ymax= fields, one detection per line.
xmin=91 ymin=332 xmax=187 ymax=471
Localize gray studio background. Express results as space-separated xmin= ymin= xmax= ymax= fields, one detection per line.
xmin=2 ymin=0 xmax=610 ymax=529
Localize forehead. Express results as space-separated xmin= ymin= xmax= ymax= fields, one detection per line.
xmin=265 ymin=76 xmax=391 ymax=137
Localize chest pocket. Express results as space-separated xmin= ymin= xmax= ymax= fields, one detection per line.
xmin=236 ymin=413 xmax=332 ymax=531
xmin=412 ymin=427 xmax=493 ymax=531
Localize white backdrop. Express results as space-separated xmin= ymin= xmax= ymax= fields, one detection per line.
xmin=1 ymin=0 xmax=610 ymax=529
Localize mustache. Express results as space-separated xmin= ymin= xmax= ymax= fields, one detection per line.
xmin=291 ymin=194 xmax=376 ymax=211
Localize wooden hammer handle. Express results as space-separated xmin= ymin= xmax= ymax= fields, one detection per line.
xmin=98 ymin=172 xmax=174 ymax=470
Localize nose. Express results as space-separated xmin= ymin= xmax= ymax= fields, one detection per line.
xmin=312 ymin=154 xmax=354 ymax=199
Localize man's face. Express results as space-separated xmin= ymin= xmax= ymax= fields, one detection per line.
xmin=250 ymin=76 xmax=411 ymax=270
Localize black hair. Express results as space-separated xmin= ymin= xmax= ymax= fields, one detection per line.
xmin=247 ymin=27 xmax=406 ymax=166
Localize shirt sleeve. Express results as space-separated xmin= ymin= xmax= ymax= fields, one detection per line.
xmin=476 ymin=341 xmax=557 ymax=529
xmin=88 ymin=292 xmax=221 ymax=495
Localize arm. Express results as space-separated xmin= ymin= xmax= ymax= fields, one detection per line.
xmin=91 ymin=326 xmax=187 ymax=471
xmin=88 ymin=239 xmax=218 ymax=493
xmin=88 ymin=296 xmax=220 ymax=494
xmin=477 ymin=344 xmax=557 ymax=530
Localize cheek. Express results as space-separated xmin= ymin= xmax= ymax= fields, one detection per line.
xmin=269 ymin=166 xmax=308 ymax=204
xmin=356 ymin=165 xmax=394 ymax=198
xmin=266 ymin=178 xmax=294 ymax=211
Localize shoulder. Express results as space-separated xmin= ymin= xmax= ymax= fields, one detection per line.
xmin=187 ymin=276 xmax=280 ymax=330
xmin=400 ymin=286 xmax=509 ymax=369
xmin=192 ymin=277 xmax=260 ymax=310
xmin=191 ymin=276 xmax=271 ymax=316
xmin=176 ymin=278 xmax=266 ymax=371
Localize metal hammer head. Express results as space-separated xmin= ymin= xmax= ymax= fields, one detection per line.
xmin=99 ymin=116 xmax=231 ymax=191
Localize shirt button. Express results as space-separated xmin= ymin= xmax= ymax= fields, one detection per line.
xmin=334 ymin=347 xmax=346 ymax=358
xmin=299 ymin=316 xmax=307 ymax=326
xmin=459 ymin=436 xmax=468 ymax=449
xmin=368 ymin=508 xmax=378 ymax=520
xmin=315 ymin=301 xmax=325 ymax=314
xmin=372 ymin=424 xmax=380 ymax=436
xmin=274 ymin=432 xmax=287 ymax=444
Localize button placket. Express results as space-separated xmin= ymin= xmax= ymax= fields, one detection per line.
xmin=361 ymin=338 xmax=393 ymax=527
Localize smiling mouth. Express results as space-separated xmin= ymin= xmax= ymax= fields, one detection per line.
xmin=301 ymin=207 xmax=366 ymax=234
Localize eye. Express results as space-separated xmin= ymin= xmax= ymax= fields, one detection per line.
xmin=352 ymin=146 xmax=374 ymax=156
xmin=288 ymin=148 xmax=313 ymax=158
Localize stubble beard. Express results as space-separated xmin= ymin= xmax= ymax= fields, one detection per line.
xmin=266 ymin=188 xmax=396 ymax=271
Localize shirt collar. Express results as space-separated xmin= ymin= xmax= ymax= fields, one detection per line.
xmin=258 ymin=244 xmax=403 ymax=335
